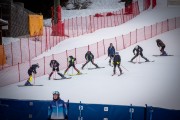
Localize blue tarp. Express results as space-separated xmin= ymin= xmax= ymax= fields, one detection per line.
xmin=0 ymin=98 xmax=180 ymax=120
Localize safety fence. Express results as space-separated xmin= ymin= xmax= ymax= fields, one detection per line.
xmin=0 ymin=1 xmax=140 ymax=70
xmin=143 ymin=0 xmax=150 ymax=10
xmin=0 ymin=16 xmax=179 ymax=87
xmin=152 ymin=0 xmax=157 ymax=9
xmin=0 ymin=98 xmax=180 ymax=120
xmin=143 ymin=0 xmax=157 ymax=10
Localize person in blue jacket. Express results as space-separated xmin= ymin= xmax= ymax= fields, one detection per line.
xmin=48 ymin=91 xmax=68 ymax=120
xmin=108 ymin=43 xmax=115 ymax=66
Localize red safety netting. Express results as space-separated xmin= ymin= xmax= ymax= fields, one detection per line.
xmin=152 ymin=0 xmax=157 ymax=9
xmin=0 ymin=17 xmax=179 ymax=87
xmin=2 ymin=11 xmax=180 ymax=88
xmin=0 ymin=1 xmax=140 ymax=70
xmin=143 ymin=0 xmax=151 ymax=10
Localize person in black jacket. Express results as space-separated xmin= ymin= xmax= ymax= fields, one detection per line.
xmin=64 ymin=56 xmax=81 ymax=75
xmin=108 ymin=43 xmax=115 ymax=66
xmin=113 ymin=52 xmax=122 ymax=75
xmin=130 ymin=45 xmax=149 ymax=62
xmin=24 ymin=63 xmax=39 ymax=86
xmin=82 ymin=51 xmax=99 ymax=69
xmin=156 ymin=39 xmax=167 ymax=55
xmin=49 ymin=60 xmax=66 ymax=80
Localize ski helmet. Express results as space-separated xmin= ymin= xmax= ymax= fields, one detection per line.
xmin=53 ymin=91 xmax=60 ymax=95
xmin=156 ymin=39 xmax=160 ymax=42
xmin=115 ymin=52 xmax=119 ymax=55
xmin=135 ymin=45 xmax=139 ymax=49
xmin=53 ymin=91 xmax=60 ymax=100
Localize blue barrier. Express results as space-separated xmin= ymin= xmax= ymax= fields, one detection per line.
xmin=0 ymin=98 xmax=180 ymax=120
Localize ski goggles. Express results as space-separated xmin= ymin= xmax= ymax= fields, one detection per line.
xmin=53 ymin=91 xmax=60 ymax=95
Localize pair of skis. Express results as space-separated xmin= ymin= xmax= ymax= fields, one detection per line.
xmin=68 ymin=72 xmax=87 ymax=76
xmin=88 ymin=67 xmax=105 ymax=70
xmin=152 ymin=54 xmax=173 ymax=57
xmin=128 ymin=60 xmax=155 ymax=64
xmin=17 ymin=84 xmax=43 ymax=87
xmin=53 ymin=77 xmax=72 ymax=80
xmin=112 ymin=73 xmax=123 ymax=76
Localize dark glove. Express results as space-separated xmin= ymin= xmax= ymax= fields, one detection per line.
xmin=65 ymin=115 xmax=68 ymax=119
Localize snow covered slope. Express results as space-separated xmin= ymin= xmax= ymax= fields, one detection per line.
xmin=35 ymin=1 xmax=180 ymax=60
xmin=0 ymin=0 xmax=180 ymax=111
xmin=0 ymin=28 xmax=180 ymax=110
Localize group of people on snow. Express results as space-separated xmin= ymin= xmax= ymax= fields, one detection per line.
xmin=24 ymin=39 xmax=167 ymax=86
xmin=25 ymin=39 xmax=167 ymax=120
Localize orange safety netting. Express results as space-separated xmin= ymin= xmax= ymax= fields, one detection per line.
xmin=0 ymin=45 xmax=6 ymax=65
xmin=29 ymin=15 xmax=43 ymax=37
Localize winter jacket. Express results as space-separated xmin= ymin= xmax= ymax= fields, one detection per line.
xmin=50 ymin=60 xmax=60 ymax=68
xmin=108 ymin=46 xmax=115 ymax=56
xmin=113 ymin=55 xmax=121 ymax=64
xmin=48 ymin=99 xmax=67 ymax=120
xmin=68 ymin=56 xmax=76 ymax=65
xmin=156 ymin=40 xmax=165 ymax=47
xmin=133 ymin=46 xmax=143 ymax=54
xmin=28 ymin=64 xmax=39 ymax=76
xmin=85 ymin=52 xmax=94 ymax=61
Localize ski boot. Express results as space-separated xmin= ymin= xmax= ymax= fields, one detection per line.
xmin=145 ymin=59 xmax=150 ymax=62
xmin=95 ymin=64 xmax=99 ymax=68
xmin=112 ymin=70 xmax=116 ymax=76
xmin=161 ymin=51 xmax=167 ymax=56
xmin=24 ymin=81 xmax=32 ymax=86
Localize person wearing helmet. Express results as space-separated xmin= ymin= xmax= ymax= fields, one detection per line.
xmin=81 ymin=51 xmax=99 ymax=69
xmin=48 ymin=91 xmax=68 ymax=120
xmin=112 ymin=52 xmax=122 ymax=76
xmin=108 ymin=43 xmax=115 ymax=66
xmin=49 ymin=60 xmax=66 ymax=80
xmin=156 ymin=39 xmax=167 ymax=55
xmin=64 ymin=56 xmax=81 ymax=75
xmin=24 ymin=63 xmax=39 ymax=86
xmin=130 ymin=45 xmax=149 ymax=62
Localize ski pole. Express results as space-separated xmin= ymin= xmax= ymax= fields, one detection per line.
xmin=53 ymin=71 xmax=55 ymax=79
xmin=105 ymin=56 xmax=109 ymax=60
xmin=34 ymin=74 xmax=35 ymax=85
xmin=71 ymin=67 xmax=73 ymax=75
xmin=139 ymin=55 xmax=140 ymax=63
xmin=90 ymin=61 xmax=92 ymax=68
xmin=121 ymin=64 xmax=129 ymax=71
xmin=67 ymin=100 xmax=69 ymax=120
xmin=87 ymin=61 xmax=89 ymax=69
xmin=79 ymin=101 xmax=83 ymax=120
xmin=144 ymin=104 xmax=148 ymax=120
xmin=129 ymin=104 xmax=134 ymax=120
